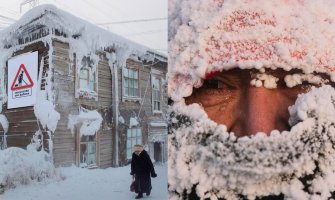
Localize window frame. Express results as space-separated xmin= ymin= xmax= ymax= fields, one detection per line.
xmin=126 ymin=127 xmax=142 ymax=159
xmin=122 ymin=66 xmax=140 ymax=100
xmin=152 ymin=75 xmax=161 ymax=112
xmin=75 ymin=126 xmax=100 ymax=168
xmin=151 ymin=69 xmax=163 ymax=113
xmin=76 ymin=56 xmax=98 ymax=100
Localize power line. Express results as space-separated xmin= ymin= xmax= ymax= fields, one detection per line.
xmin=124 ymin=29 xmax=167 ymax=37
xmin=96 ymin=17 xmax=167 ymax=26
xmin=0 ymin=7 xmax=19 ymax=16
xmin=0 ymin=14 xmax=16 ymax=22
xmin=80 ymin=0 xmax=164 ymax=50
xmin=20 ymin=0 xmax=39 ymax=13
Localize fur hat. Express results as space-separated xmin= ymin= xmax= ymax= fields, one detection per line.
xmin=169 ymin=0 xmax=335 ymax=101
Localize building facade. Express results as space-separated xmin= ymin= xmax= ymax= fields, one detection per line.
xmin=0 ymin=5 xmax=167 ymax=168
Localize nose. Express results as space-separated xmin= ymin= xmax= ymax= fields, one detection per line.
xmin=232 ymin=86 xmax=290 ymax=137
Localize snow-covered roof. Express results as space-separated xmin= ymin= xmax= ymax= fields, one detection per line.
xmin=0 ymin=4 xmax=165 ymax=60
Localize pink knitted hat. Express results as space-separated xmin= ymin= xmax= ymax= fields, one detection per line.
xmin=168 ymin=0 xmax=335 ymax=101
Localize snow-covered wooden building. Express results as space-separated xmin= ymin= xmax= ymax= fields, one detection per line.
xmin=0 ymin=5 xmax=167 ymax=168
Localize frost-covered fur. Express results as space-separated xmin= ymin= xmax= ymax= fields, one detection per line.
xmin=169 ymin=0 xmax=335 ymax=199
xmin=168 ymin=0 xmax=335 ymax=101
xmin=169 ymin=86 xmax=335 ymax=200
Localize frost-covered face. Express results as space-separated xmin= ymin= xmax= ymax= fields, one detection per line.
xmin=185 ymin=68 xmax=330 ymax=137
xmin=169 ymin=0 xmax=335 ymax=198
xmin=169 ymin=83 xmax=335 ymax=199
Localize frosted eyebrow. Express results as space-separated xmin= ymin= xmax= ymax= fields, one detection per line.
xmin=284 ymin=74 xmax=329 ymax=88
xmin=250 ymin=74 xmax=279 ymax=89
xmin=211 ymin=73 xmax=243 ymax=88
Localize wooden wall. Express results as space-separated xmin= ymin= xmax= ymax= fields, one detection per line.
xmin=52 ymin=40 xmax=77 ymax=166
xmin=52 ymin=40 xmax=113 ymax=168
xmin=118 ymin=58 xmax=168 ymax=164
xmin=3 ymin=42 xmax=49 ymax=150
xmin=96 ymin=53 xmax=113 ymax=168
xmin=1 ymin=38 xmax=167 ymax=168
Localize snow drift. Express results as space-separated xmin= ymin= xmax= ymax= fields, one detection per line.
xmin=0 ymin=146 xmax=61 ymax=193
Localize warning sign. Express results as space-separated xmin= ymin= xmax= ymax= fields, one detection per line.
xmin=10 ymin=64 xmax=35 ymax=99
xmin=7 ymin=51 xmax=38 ymax=109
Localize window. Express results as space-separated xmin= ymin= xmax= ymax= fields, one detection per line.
xmin=79 ymin=135 xmax=97 ymax=168
xmin=79 ymin=68 xmax=95 ymax=91
xmin=123 ymin=67 xmax=139 ymax=97
xmin=152 ymin=75 xmax=161 ymax=112
xmin=126 ymin=128 xmax=142 ymax=159
xmin=76 ymin=56 xmax=98 ymax=100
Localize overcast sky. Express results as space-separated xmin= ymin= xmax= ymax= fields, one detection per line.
xmin=0 ymin=0 xmax=167 ymax=55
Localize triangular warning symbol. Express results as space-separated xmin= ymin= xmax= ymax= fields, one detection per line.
xmin=10 ymin=64 xmax=34 ymax=91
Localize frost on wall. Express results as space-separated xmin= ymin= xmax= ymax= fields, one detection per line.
xmin=32 ymin=52 xmax=60 ymax=135
xmin=169 ymin=86 xmax=335 ymax=200
xmin=119 ymin=114 xmax=125 ymax=124
xmin=0 ymin=114 xmax=8 ymax=149
xmin=129 ymin=116 xmax=139 ymax=128
xmin=0 ymin=115 xmax=9 ymax=134
xmin=0 ymin=68 xmax=6 ymax=113
xmin=34 ymin=91 xmax=60 ymax=133
xmin=68 ymin=107 xmax=102 ymax=136
xmin=150 ymin=134 xmax=167 ymax=143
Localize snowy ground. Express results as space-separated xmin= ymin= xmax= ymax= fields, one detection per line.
xmin=1 ymin=164 xmax=167 ymax=200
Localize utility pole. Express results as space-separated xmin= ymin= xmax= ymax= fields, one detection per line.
xmin=20 ymin=0 xmax=39 ymax=14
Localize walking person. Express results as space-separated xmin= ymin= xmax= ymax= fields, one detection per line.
xmin=18 ymin=71 xmax=24 ymax=87
xmin=130 ymin=144 xmax=157 ymax=199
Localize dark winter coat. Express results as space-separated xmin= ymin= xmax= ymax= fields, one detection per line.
xmin=130 ymin=150 xmax=157 ymax=194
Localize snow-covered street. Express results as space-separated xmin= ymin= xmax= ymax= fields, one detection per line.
xmin=1 ymin=164 xmax=167 ymax=200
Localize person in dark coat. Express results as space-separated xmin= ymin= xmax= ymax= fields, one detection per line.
xmin=130 ymin=144 xmax=157 ymax=199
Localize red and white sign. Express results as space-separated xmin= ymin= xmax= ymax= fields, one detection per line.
xmin=7 ymin=51 xmax=38 ymax=109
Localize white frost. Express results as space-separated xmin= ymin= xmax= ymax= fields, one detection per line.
xmin=169 ymin=0 xmax=335 ymax=100
xmin=0 ymin=147 xmax=61 ymax=191
xmin=0 ymin=114 xmax=8 ymax=133
xmin=250 ymin=73 xmax=279 ymax=89
xmin=284 ymin=74 xmax=328 ymax=88
xmin=118 ymin=114 xmax=125 ymax=124
xmin=169 ymin=85 xmax=335 ymax=199
xmin=68 ymin=108 xmax=102 ymax=136
xmin=34 ymin=91 xmax=60 ymax=133
xmin=129 ymin=116 xmax=139 ymax=127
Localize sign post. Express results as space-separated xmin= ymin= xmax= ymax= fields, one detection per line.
xmin=7 ymin=51 xmax=38 ymax=109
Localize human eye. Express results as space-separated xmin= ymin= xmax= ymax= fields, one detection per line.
xmin=202 ymin=78 xmax=236 ymax=90
xmin=189 ymin=78 xmax=237 ymax=107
